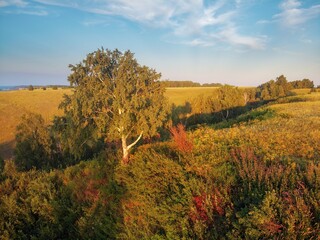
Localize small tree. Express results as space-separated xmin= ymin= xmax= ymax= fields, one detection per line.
xmin=28 ymin=85 xmax=34 ymax=91
xmin=60 ymin=48 xmax=169 ymax=163
xmin=15 ymin=113 xmax=54 ymax=170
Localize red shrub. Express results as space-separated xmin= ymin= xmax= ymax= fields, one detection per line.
xmin=170 ymin=124 xmax=193 ymax=153
xmin=190 ymin=188 xmax=225 ymax=224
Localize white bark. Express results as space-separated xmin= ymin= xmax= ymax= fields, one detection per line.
xmin=121 ymin=131 xmax=143 ymax=163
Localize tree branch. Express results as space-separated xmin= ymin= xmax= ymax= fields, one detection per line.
xmin=127 ymin=131 xmax=143 ymax=151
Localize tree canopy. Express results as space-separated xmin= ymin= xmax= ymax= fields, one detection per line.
xmin=60 ymin=48 xmax=169 ymax=163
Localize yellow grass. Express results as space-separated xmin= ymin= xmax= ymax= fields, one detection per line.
xmin=290 ymin=88 xmax=311 ymax=95
xmin=165 ymin=87 xmax=219 ymax=105
xmin=0 ymin=88 xmax=73 ymax=159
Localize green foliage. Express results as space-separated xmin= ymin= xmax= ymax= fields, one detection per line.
xmin=186 ymin=86 xmax=255 ymax=126
xmin=60 ymin=48 xmax=169 ymax=161
xmin=290 ymin=79 xmax=314 ymax=89
xmin=52 ymin=115 xmax=103 ymax=162
xmin=162 ymin=80 xmax=201 ymax=87
xmin=14 ymin=113 xmax=60 ymax=171
xmin=116 ymin=146 xmax=192 ymax=239
xmin=0 ymin=155 xmax=124 ymax=239
xmin=257 ymin=75 xmax=293 ymax=100
xmin=0 ymin=160 xmax=63 ymax=239
xmin=28 ymin=85 xmax=34 ymax=91
xmin=61 ymin=156 xmax=124 ymax=239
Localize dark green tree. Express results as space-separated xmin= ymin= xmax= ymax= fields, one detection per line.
xmin=217 ymin=86 xmax=246 ymax=119
xmin=60 ymin=48 xmax=169 ymax=163
xmin=258 ymin=76 xmax=292 ymax=100
xmin=14 ymin=113 xmax=56 ymax=171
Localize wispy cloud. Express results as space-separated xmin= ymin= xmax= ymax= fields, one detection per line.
xmin=0 ymin=0 xmax=49 ymax=16
xmin=218 ymin=26 xmax=266 ymax=50
xmin=274 ymin=0 xmax=320 ymax=27
xmin=1 ymin=0 xmax=266 ymax=50
xmin=0 ymin=0 xmax=27 ymax=8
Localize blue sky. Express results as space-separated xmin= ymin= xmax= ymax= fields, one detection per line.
xmin=0 ymin=0 xmax=319 ymax=86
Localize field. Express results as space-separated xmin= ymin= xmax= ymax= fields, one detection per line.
xmin=0 ymin=88 xmax=73 ymax=159
xmin=0 ymin=87 xmax=216 ymax=160
xmin=1 ymin=87 xmax=319 ymax=160
xmin=164 ymin=87 xmax=219 ymax=105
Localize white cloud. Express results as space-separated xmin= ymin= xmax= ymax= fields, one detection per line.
xmin=275 ymin=0 xmax=320 ymax=27
xmin=15 ymin=9 xmax=48 ymax=16
xmin=0 ymin=0 xmax=49 ymax=16
xmin=184 ymin=38 xmax=215 ymax=47
xmin=218 ymin=26 xmax=266 ymax=50
xmin=0 ymin=0 xmax=27 ymax=7
xmin=2 ymin=0 xmax=266 ymax=50
xmin=280 ymin=0 xmax=301 ymax=10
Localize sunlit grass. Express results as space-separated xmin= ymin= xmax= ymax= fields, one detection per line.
xmin=0 ymin=88 xmax=73 ymax=159
xmin=165 ymin=87 xmax=219 ymax=105
xmin=290 ymin=88 xmax=312 ymax=95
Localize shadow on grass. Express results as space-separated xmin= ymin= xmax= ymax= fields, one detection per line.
xmin=0 ymin=139 xmax=15 ymax=160
xmin=171 ymin=100 xmax=275 ymax=130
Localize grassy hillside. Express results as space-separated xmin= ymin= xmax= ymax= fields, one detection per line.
xmin=0 ymin=87 xmax=217 ymax=159
xmin=0 ymin=87 xmax=317 ymax=160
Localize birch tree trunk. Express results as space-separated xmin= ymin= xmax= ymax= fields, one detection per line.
xmin=121 ymin=131 xmax=143 ymax=164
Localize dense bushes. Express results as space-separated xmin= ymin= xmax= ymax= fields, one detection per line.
xmin=0 ymin=155 xmax=123 ymax=239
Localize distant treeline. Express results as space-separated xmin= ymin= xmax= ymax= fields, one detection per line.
xmin=257 ymin=76 xmax=314 ymax=100
xmin=289 ymin=79 xmax=314 ymax=89
xmin=162 ymin=79 xmax=315 ymax=89
xmin=162 ymin=80 xmax=225 ymax=88
xmin=27 ymin=85 xmax=72 ymax=90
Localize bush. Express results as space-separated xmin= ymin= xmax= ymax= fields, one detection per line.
xmin=14 ymin=113 xmax=59 ymax=171
xmin=28 ymin=85 xmax=34 ymax=91
xmin=117 ymin=146 xmax=192 ymax=239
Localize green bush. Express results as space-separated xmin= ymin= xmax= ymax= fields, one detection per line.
xmin=14 ymin=113 xmax=58 ymax=171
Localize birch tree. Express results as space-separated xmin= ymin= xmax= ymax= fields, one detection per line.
xmin=61 ymin=48 xmax=169 ymax=163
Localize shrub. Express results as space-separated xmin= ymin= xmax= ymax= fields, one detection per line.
xmin=14 ymin=113 xmax=58 ymax=171
xmin=170 ymin=123 xmax=193 ymax=153
xmin=117 ymin=147 xmax=192 ymax=239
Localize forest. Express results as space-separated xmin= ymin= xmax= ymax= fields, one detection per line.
xmin=0 ymin=48 xmax=319 ymax=239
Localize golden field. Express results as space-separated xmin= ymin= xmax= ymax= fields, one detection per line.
xmin=0 ymin=88 xmax=73 ymax=159
xmin=1 ymin=87 xmax=319 ymax=160
xmin=0 ymin=87 xmax=215 ymax=159
xmin=164 ymin=87 xmax=219 ymax=105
